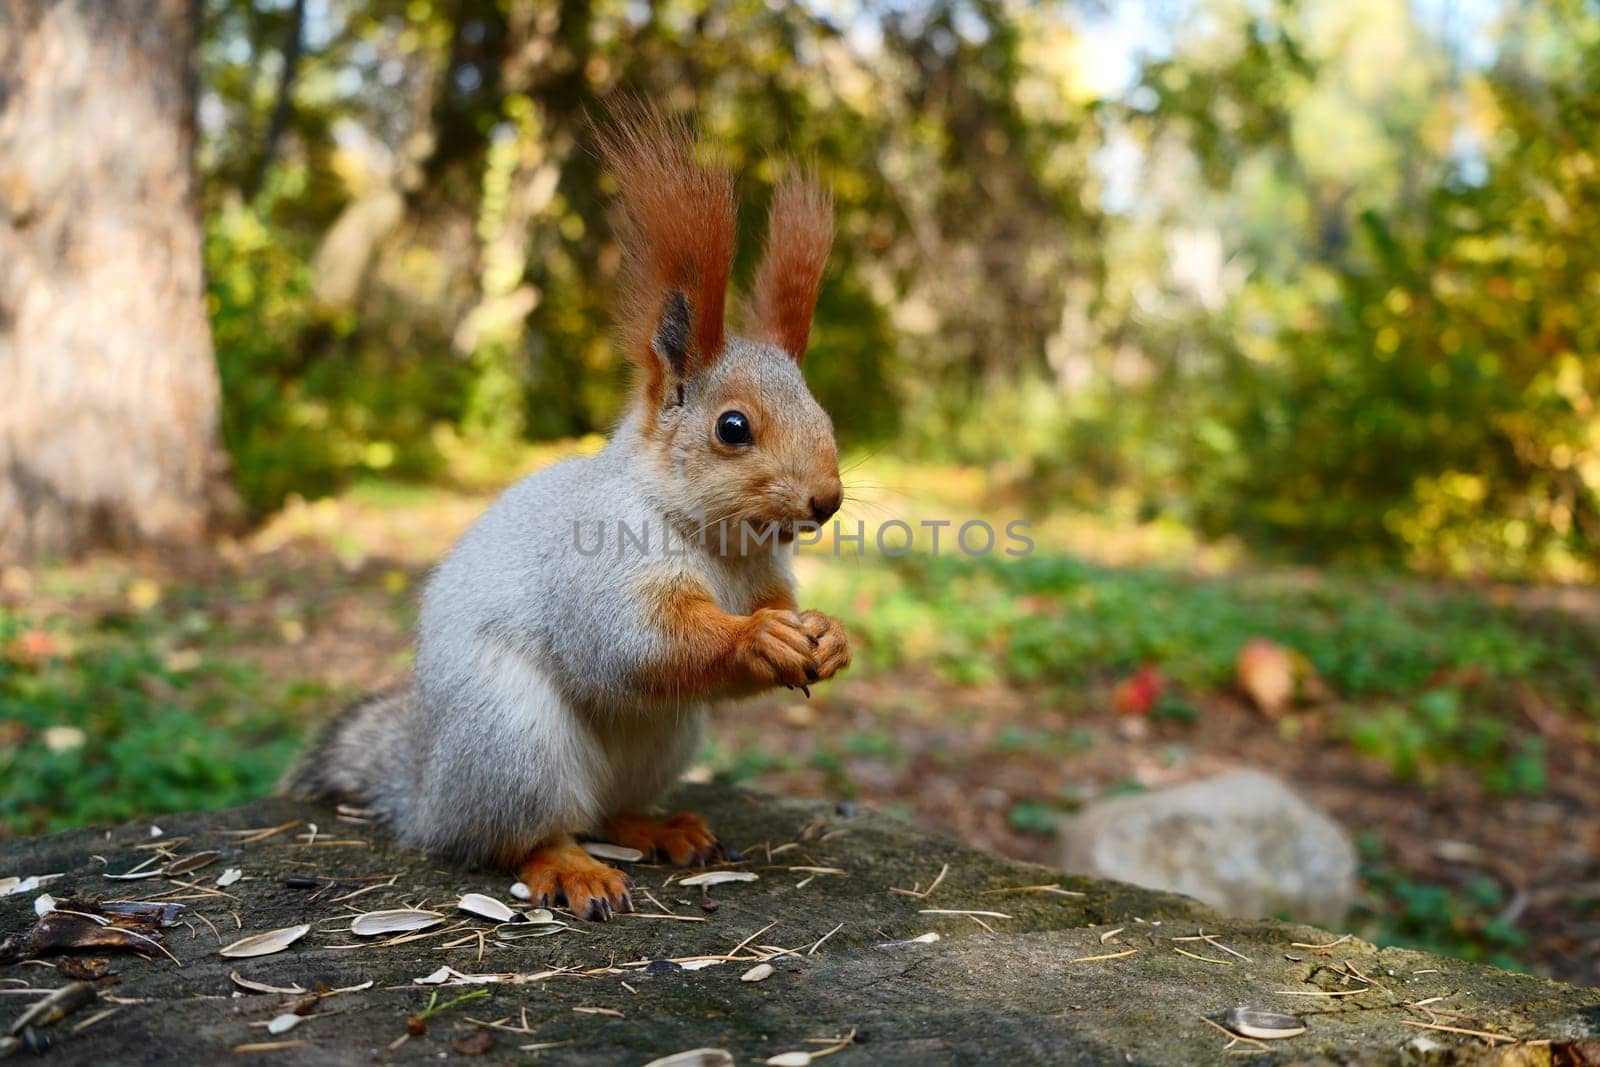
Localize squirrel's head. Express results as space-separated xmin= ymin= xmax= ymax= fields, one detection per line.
xmin=598 ymin=104 xmax=841 ymax=542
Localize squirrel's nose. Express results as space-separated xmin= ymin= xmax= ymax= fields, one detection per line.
xmin=809 ymin=487 xmax=842 ymax=524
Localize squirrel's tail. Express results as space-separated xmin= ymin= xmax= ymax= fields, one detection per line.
xmin=281 ymin=687 xmax=416 ymax=823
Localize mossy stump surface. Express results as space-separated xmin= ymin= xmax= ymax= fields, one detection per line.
xmin=2 ymin=785 xmax=1596 ymax=1065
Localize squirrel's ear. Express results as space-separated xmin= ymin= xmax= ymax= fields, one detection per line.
xmin=595 ymin=101 xmax=736 ymax=406
xmin=650 ymin=289 xmax=692 ymax=382
xmin=748 ymin=169 xmax=833 ymax=363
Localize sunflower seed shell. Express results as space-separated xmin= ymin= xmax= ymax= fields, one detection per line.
xmin=582 ymin=843 xmax=644 ymax=863
xmin=1222 ymin=1007 xmax=1307 ymax=1040
xmin=458 ymin=893 xmax=516 ymax=923
xmin=349 ymin=909 xmax=445 ymax=936
xmin=219 ymin=924 xmax=310 ymax=958
xmin=679 ymin=871 xmax=758 ymax=887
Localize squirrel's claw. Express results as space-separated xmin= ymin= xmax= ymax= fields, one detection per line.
xmin=517 ymin=839 xmax=634 ymax=922
xmin=797 ymin=610 xmax=851 ymax=684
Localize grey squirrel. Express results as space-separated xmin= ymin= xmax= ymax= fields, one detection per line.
xmin=286 ymin=104 xmax=851 ymax=920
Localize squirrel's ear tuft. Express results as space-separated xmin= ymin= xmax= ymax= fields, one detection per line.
xmin=748 ymin=169 xmax=833 ymax=363
xmin=595 ymin=100 xmax=736 ymax=406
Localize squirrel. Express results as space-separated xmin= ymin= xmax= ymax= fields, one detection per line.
xmin=285 ymin=104 xmax=851 ymax=920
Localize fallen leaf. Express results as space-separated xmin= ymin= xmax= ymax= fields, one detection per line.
xmin=0 ymin=903 xmax=170 ymax=965
xmin=1113 ymin=665 xmax=1166 ymax=717
xmin=1237 ymin=639 xmax=1295 ymax=720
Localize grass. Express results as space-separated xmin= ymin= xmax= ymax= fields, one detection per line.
xmin=0 ymin=613 xmax=301 ymax=834
xmin=1352 ymin=832 xmax=1531 ymax=972
xmin=802 ymin=550 xmax=1599 ymax=791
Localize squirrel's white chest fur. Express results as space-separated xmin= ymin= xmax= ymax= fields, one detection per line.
xmin=398 ymin=441 xmax=791 ymax=865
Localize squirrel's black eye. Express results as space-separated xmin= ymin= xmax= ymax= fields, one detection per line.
xmin=715 ymin=410 xmax=753 ymax=446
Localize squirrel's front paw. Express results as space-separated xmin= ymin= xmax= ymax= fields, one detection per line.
xmin=798 ymin=610 xmax=851 ymax=682
xmin=738 ymin=608 xmax=815 ymax=689
xmin=517 ymin=838 xmax=635 ymax=921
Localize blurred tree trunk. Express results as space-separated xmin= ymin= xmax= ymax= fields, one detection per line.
xmin=0 ymin=0 xmax=235 ymax=561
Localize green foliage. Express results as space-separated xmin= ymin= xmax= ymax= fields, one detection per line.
xmin=202 ymin=0 xmax=1041 ymax=515
xmin=207 ymin=195 xmax=468 ymax=514
xmin=701 ymin=737 xmax=791 ymax=787
xmin=1339 ymin=691 xmax=1549 ymax=794
xmin=1354 ymin=835 xmax=1530 ymax=971
xmin=193 ymin=0 xmax=1600 ymax=578
xmin=807 ymin=549 xmax=1594 ymax=791
xmin=1006 ymin=799 xmax=1060 ymax=836
xmin=0 ymin=613 xmax=295 ymax=834
xmin=1090 ymin=0 xmax=1600 ymax=578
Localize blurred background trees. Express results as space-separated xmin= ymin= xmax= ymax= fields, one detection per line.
xmin=0 ymin=0 xmax=233 ymax=558
xmin=182 ymin=0 xmax=1599 ymax=581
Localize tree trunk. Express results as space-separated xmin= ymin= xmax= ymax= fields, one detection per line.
xmin=0 ymin=0 xmax=235 ymax=560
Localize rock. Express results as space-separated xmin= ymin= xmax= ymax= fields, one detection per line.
xmin=1 ymin=784 xmax=1594 ymax=1065
xmin=1056 ymin=770 xmax=1357 ymax=925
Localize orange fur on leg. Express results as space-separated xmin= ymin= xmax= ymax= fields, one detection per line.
xmin=603 ymin=812 xmax=720 ymax=867
xmin=517 ymin=835 xmax=635 ymax=921
xmin=637 ymin=574 xmax=814 ymax=700
xmin=749 ymin=582 xmax=798 ymax=613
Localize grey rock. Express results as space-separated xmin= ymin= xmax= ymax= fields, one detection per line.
xmin=1057 ymin=769 xmax=1357 ymax=925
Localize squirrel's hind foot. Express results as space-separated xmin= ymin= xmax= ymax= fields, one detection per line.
xmin=517 ymin=837 xmax=635 ymax=921
xmin=602 ymin=811 xmax=723 ymax=867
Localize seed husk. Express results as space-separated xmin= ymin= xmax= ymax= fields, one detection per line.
xmin=509 ymin=882 xmax=532 ymax=901
xmin=1221 ymin=1007 xmax=1307 ymax=1040
xmin=349 ymin=909 xmax=445 ymax=936
xmin=641 ymin=1050 xmax=733 ymax=1067
xmin=219 ymin=924 xmax=310 ymax=958
xmin=740 ymin=963 xmax=774 ymax=983
xmin=457 ymin=893 xmax=517 ymax=923
xmin=582 ymin=843 xmax=644 ymax=863
xmin=266 ymin=1014 xmax=302 ymax=1035
xmin=766 ymin=1054 xmax=813 ymax=1066
xmin=230 ymin=972 xmax=307 ymax=995
xmin=163 ymin=850 xmax=221 ymax=877
xmin=216 ymin=868 xmax=243 ymax=888
xmin=1 ymin=874 xmax=62 ymax=897
xmin=678 ymin=871 xmax=758 ymax=888
xmin=102 ymin=862 xmax=165 ymax=881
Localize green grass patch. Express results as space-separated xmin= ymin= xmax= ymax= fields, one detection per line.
xmin=0 ymin=612 xmax=299 ymax=835
xmin=1351 ymin=833 xmax=1529 ymax=972
xmin=809 ymin=551 xmax=1597 ymax=791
